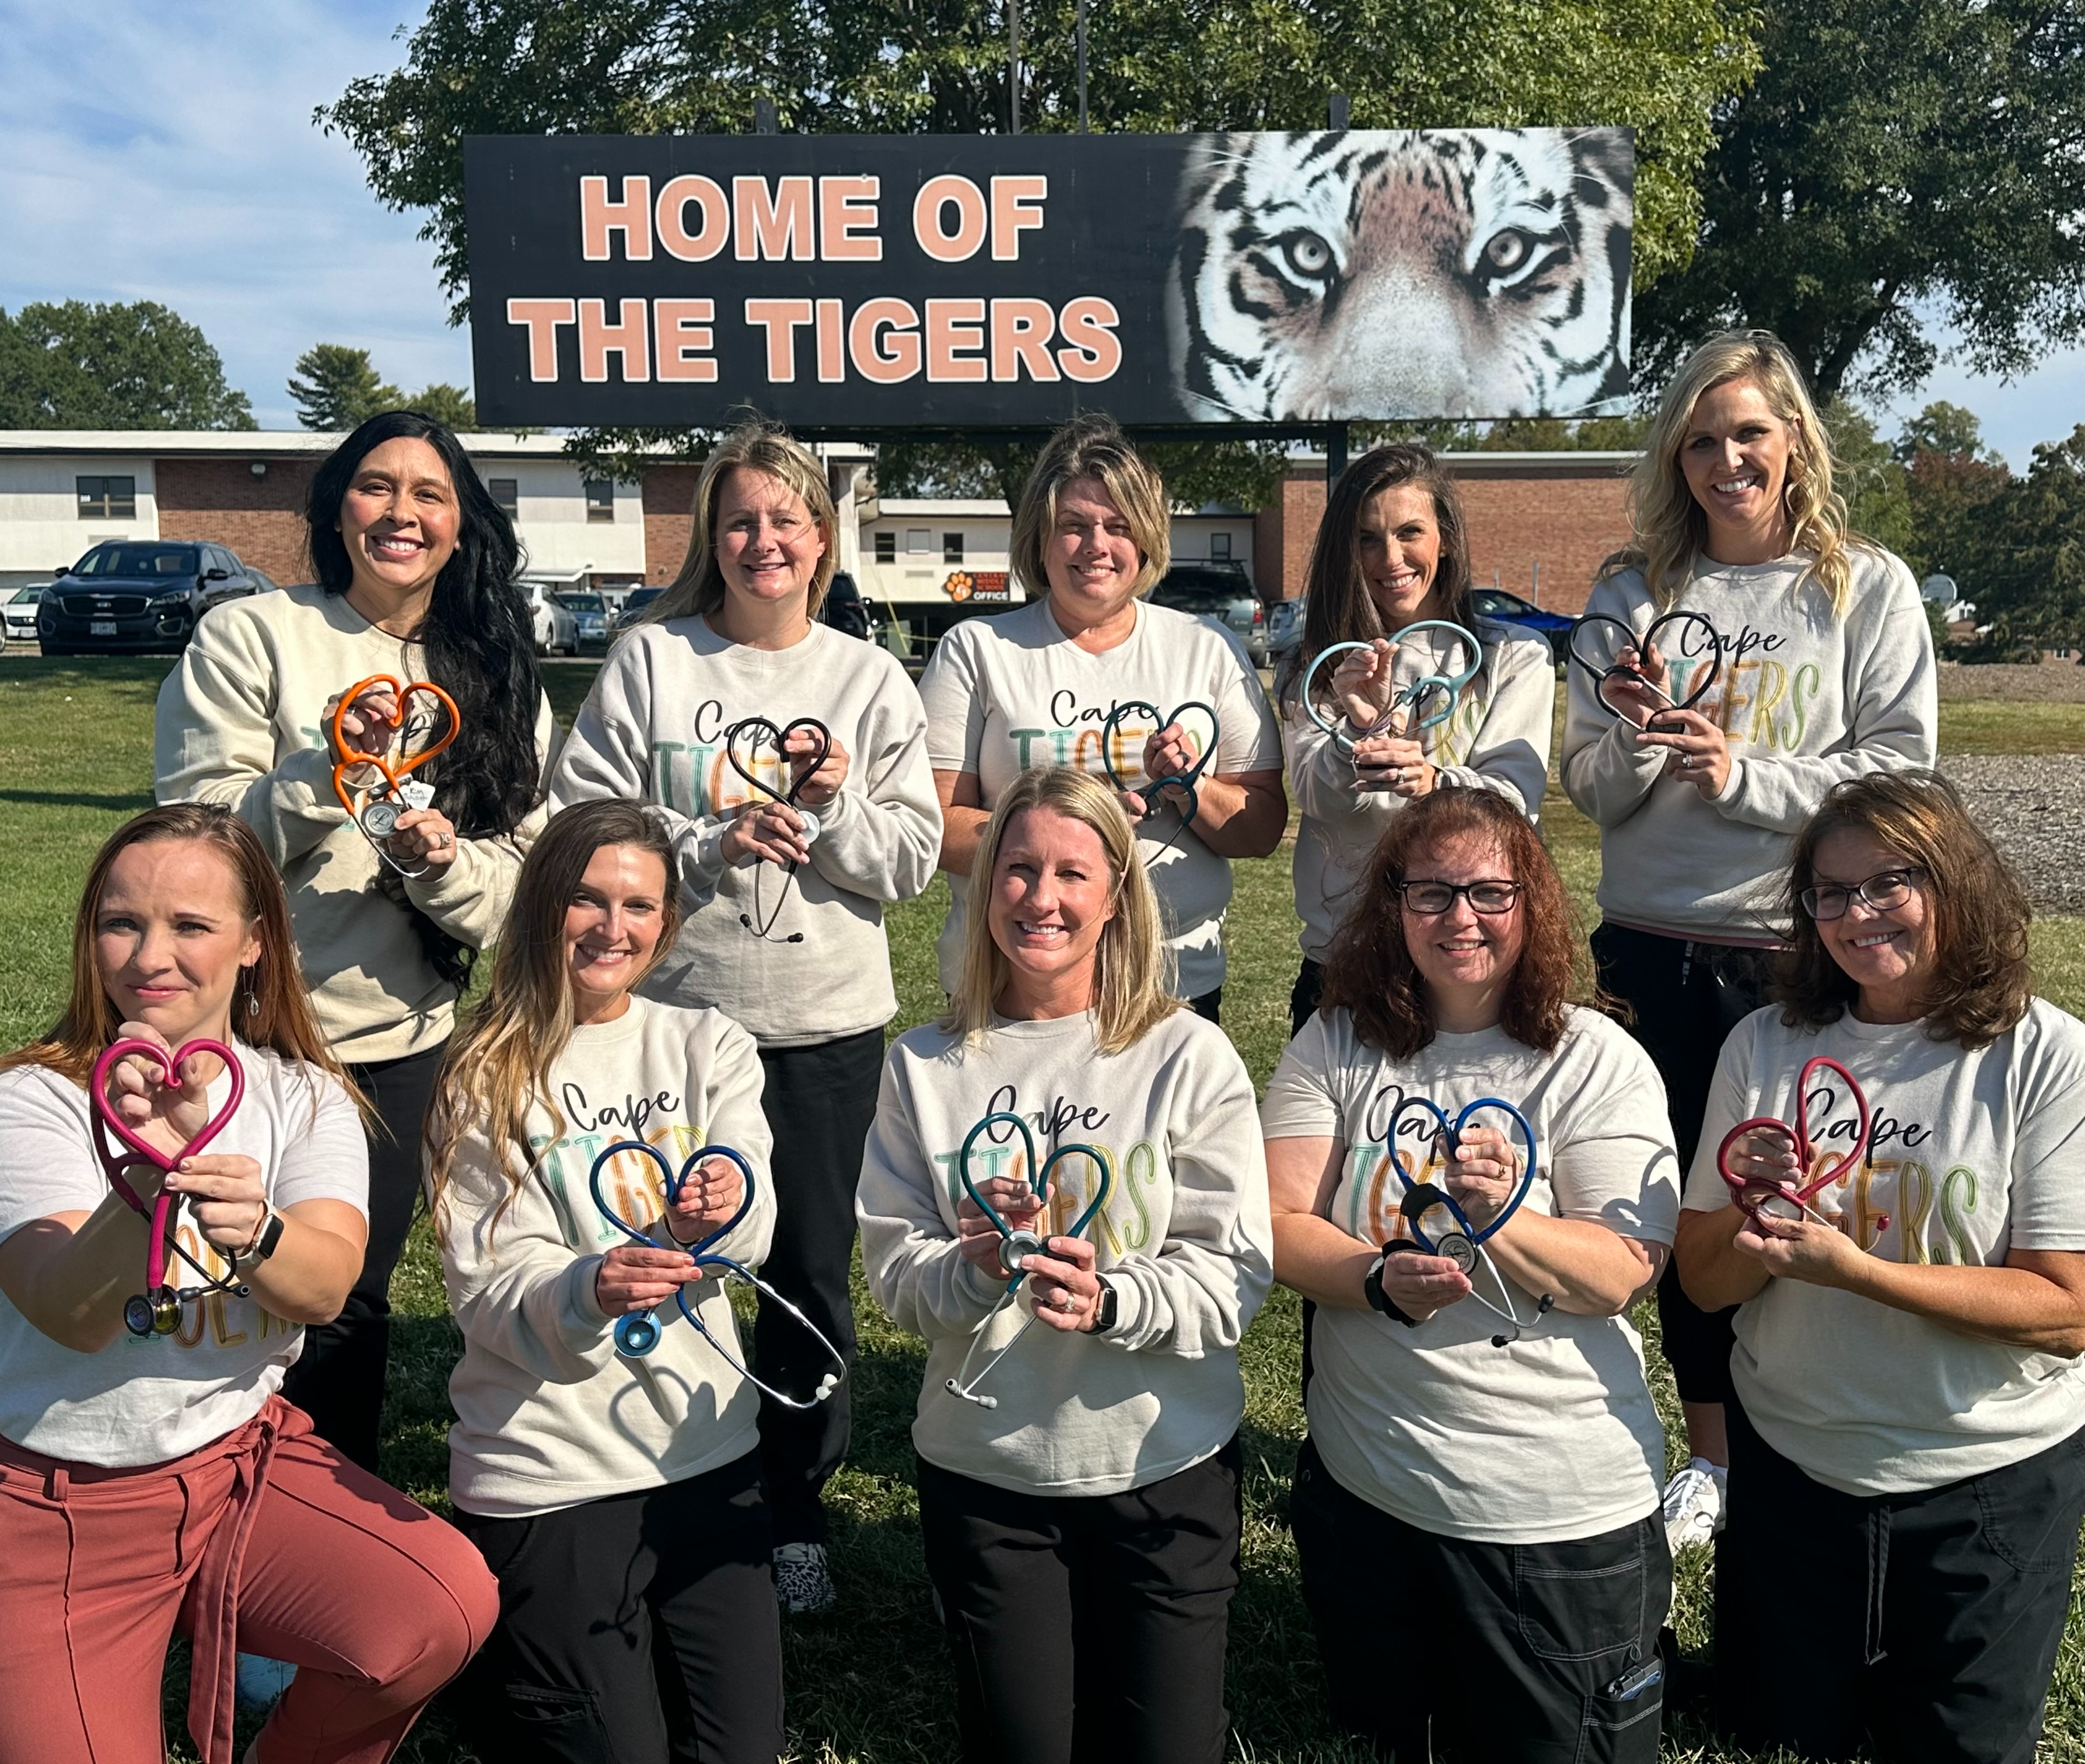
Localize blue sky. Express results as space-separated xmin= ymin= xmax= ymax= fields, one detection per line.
xmin=0 ymin=1 xmax=2078 ymax=460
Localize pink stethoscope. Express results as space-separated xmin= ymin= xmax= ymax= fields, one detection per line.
xmin=89 ymin=1037 xmax=249 ymax=1337
xmin=1716 ymin=1055 xmax=1882 ymax=1231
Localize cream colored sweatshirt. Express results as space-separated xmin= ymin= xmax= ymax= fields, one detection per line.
xmin=155 ymin=581 xmax=555 ymax=1063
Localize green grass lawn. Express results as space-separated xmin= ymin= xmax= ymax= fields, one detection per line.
xmin=8 ymin=654 xmax=2085 ymax=1762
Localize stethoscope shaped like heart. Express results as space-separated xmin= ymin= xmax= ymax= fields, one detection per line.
xmin=1099 ymin=699 xmax=1220 ymax=833
xmin=723 ymin=715 xmax=832 ymax=840
xmin=1568 ymin=610 xmax=1723 ymax=736
xmin=330 ymin=673 xmax=460 ymax=876
xmin=89 ymin=1036 xmax=249 ymax=1336
xmin=1717 ymin=1055 xmax=1876 ymax=1229
xmin=587 ymin=1139 xmax=844 ymax=1408
xmin=1303 ymin=620 xmax=1482 ymax=754
xmin=955 ymin=1110 xmax=1116 ymax=1285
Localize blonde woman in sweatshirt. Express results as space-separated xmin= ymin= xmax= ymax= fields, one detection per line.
xmin=426 ymin=798 xmax=782 ymax=1764
xmin=1562 ymin=330 xmax=1937 ymax=1549
xmin=156 ymin=411 xmax=555 ymax=1474
xmin=551 ymin=422 xmax=939 ymax=1612
xmin=858 ymin=767 xmax=1273 ymax=1764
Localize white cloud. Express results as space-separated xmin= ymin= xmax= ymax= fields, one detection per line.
xmin=0 ymin=0 xmax=467 ymax=429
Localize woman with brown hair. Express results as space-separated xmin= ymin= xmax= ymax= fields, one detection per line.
xmin=1676 ymin=772 xmax=2085 ymax=1762
xmin=1264 ymin=788 xmax=1680 ymax=1763
xmin=1275 ymin=443 xmax=1554 ymax=1034
xmin=426 ymin=798 xmax=783 ymax=1763
xmin=0 ymin=804 xmax=496 ymax=1764
xmin=552 ymin=421 xmax=939 ymax=1611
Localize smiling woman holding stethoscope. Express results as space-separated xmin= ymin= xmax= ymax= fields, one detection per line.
xmin=156 ymin=411 xmax=554 ymax=1476
xmin=1562 ymin=330 xmax=1936 ymax=1552
xmin=1276 ymin=443 xmax=1554 ymax=1035
xmin=551 ymin=422 xmax=939 ymax=1614
xmin=1676 ymin=772 xmax=2085 ymax=1763
xmin=857 ymin=766 xmax=1271 ymax=1764
xmin=1264 ymin=788 xmax=1680 ymax=1763
xmin=918 ymin=414 xmax=1285 ymax=1023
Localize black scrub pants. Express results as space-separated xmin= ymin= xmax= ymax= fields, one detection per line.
xmin=916 ymin=1439 xmax=1243 ymax=1764
xmin=1717 ymin=1400 xmax=2085 ymax=1763
xmin=281 ymin=1040 xmax=446 ymax=1475
xmin=1290 ymin=958 xmax=1325 ymax=1038
xmin=754 ymin=1026 xmax=882 ymax=1546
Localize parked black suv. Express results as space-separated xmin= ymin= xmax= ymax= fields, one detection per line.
xmin=37 ymin=541 xmax=265 ymax=655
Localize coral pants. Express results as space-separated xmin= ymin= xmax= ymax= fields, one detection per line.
xmin=0 ymin=1395 xmax=498 ymax=1764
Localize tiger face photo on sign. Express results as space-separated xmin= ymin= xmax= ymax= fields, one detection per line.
xmin=1166 ymin=127 xmax=1635 ymax=422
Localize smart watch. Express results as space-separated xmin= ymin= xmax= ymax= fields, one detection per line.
xmin=1363 ymin=1242 xmax=1423 ymax=1326
xmin=1089 ymin=1275 xmax=1120 ymax=1335
xmin=244 ymin=1206 xmax=285 ymax=1265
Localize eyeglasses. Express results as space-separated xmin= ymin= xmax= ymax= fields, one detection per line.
xmin=1394 ymin=878 xmax=1523 ymax=915
xmin=1798 ymin=867 xmax=1927 ymax=921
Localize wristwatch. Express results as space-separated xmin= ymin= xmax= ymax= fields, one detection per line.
xmin=243 ymin=1206 xmax=285 ymax=1265
xmin=1089 ymin=1275 xmax=1120 ymax=1335
xmin=1363 ymin=1242 xmax=1422 ymax=1327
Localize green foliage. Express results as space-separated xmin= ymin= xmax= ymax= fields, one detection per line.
xmin=1925 ymin=598 xmax=1953 ymax=653
xmin=1824 ymin=398 xmax=1915 ymax=559
xmin=408 ymin=381 xmax=478 ymax=430
xmin=1636 ymin=0 xmax=2085 ymax=402
xmin=1894 ymin=400 xmax=2000 ymax=466
xmin=288 ymin=345 xmax=481 ymax=431
xmin=0 ymin=300 xmax=254 ymax=430
xmin=1964 ymin=426 xmax=2085 ymax=652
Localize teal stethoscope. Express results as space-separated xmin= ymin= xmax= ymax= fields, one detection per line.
xmin=1384 ymin=1095 xmax=1552 ymax=1346
xmin=1099 ymin=698 xmax=1220 ymax=856
xmin=588 ymin=1140 xmax=844 ymax=1409
xmin=1302 ymin=620 xmax=1481 ymax=784
xmin=944 ymin=1110 xmax=1117 ymax=1408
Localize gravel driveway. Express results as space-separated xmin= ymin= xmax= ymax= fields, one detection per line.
xmin=1938 ymin=754 xmax=2085 ymax=912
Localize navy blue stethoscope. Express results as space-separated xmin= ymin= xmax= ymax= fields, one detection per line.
xmin=1383 ymin=1095 xmax=1552 ymax=1346
xmin=723 ymin=714 xmax=832 ymax=944
xmin=588 ymin=1139 xmax=845 ymax=1409
xmin=944 ymin=1110 xmax=1116 ymax=1408
xmin=1099 ymin=698 xmax=1219 ymax=856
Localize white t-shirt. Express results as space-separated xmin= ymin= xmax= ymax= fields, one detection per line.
xmin=1261 ymin=1005 xmax=1680 ymax=1544
xmin=0 ymin=1047 xmax=368 ymax=1467
xmin=918 ymin=598 xmax=1284 ymax=999
xmin=1682 ymin=999 xmax=2085 ymax=1495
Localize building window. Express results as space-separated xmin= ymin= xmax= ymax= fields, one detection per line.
xmin=874 ymin=531 xmax=896 ymax=564
xmin=584 ymin=480 xmax=615 ymax=523
xmin=906 ymin=528 xmax=931 ymax=555
xmin=77 ymin=475 xmax=137 ymax=520
xmin=943 ymin=532 xmax=964 ymax=564
xmin=1211 ymin=531 xmax=1232 ymax=559
xmin=489 ymin=478 xmax=520 ymax=518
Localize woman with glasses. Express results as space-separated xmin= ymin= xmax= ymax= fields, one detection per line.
xmin=1562 ymin=330 xmax=1936 ymax=1554
xmin=1264 ymin=789 xmax=1681 ymax=1762
xmin=1676 ymin=772 xmax=2085 ymax=1763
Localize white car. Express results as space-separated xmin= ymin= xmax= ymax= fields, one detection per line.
xmin=522 ymin=582 xmax=578 ymax=656
xmin=4 ymin=584 xmax=47 ymax=645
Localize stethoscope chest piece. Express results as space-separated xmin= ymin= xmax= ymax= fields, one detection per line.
xmin=361 ymin=801 xmax=400 ymax=839
xmin=796 ymin=810 xmax=821 ymax=845
xmin=124 ymin=1291 xmax=180 ymax=1338
xmin=999 ymin=1228 xmax=1045 ymax=1276
xmin=615 ymin=1312 xmax=663 ymax=1357
xmin=1431 ymin=1231 xmax=1477 ymax=1275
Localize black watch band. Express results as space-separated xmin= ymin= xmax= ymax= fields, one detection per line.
xmin=1090 ymin=1276 xmax=1120 ymax=1335
xmin=1363 ymin=1242 xmax=1423 ymax=1326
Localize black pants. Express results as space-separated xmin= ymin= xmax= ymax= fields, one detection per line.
xmin=1292 ymin=1438 xmax=1669 ymax=1763
xmin=454 ymin=1450 xmax=782 ymax=1764
xmin=1717 ymin=1400 xmax=2085 ymax=1763
xmin=1188 ymin=986 xmax=1222 ymax=1024
xmin=916 ymin=1439 xmax=1243 ymax=1764
xmin=1589 ymin=923 xmax=1772 ymax=1408
xmin=755 ymin=1026 xmax=881 ymax=1546
xmin=280 ymin=1039 xmax=446 ymax=1474
xmin=1290 ymin=958 xmax=1325 ymax=1038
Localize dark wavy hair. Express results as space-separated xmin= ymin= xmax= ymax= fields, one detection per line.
xmin=306 ymin=411 xmax=544 ymax=985
xmin=1773 ymin=771 xmax=2031 ymax=1049
xmin=1277 ymin=443 xmax=1484 ymax=709
xmin=1320 ymin=789 xmax=1579 ymax=1058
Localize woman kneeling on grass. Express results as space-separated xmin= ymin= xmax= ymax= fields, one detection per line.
xmin=0 ymin=803 xmax=496 ymax=1764
xmin=857 ymin=766 xmax=1273 ymax=1764
xmin=1264 ymin=788 xmax=1680 ymax=1763
xmin=1677 ymin=771 xmax=2085 ymax=1763
xmin=425 ymin=798 xmax=783 ymax=1764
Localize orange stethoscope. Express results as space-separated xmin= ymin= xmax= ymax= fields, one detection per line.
xmin=330 ymin=673 xmax=459 ymax=877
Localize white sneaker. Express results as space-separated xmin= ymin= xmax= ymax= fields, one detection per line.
xmin=773 ymin=1540 xmax=836 ymax=1614
xmin=233 ymin=1651 xmax=297 ymax=1714
xmin=1662 ymin=1458 xmax=1727 ymax=1555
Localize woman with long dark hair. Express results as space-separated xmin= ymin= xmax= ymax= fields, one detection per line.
xmin=1274 ymin=443 xmax=1554 ymax=1035
xmin=156 ymin=410 xmax=554 ymax=1474
xmin=0 ymin=804 xmax=496 ymax=1764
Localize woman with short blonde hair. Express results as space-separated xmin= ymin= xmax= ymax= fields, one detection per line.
xmin=1561 ymin=327 xmax=1937 ymax=1546
xmin=920 ymin=414 xmax=1285 ymax=1024
xmin=859 ymin=765 xmax=1272 ymax=1764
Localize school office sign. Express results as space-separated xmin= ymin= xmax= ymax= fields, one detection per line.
xmin=465 ymin=128 xmax=1635 ymax=429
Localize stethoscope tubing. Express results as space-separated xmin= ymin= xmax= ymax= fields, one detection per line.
xmin=1302 ymin=620 xmax=1482 ymax=749
xmin=1566 ymin=611 xmax=1723 ymax=734
xmin=1716 ymin=1055 xmax=1874 ymax=1224
xmin=1099 ymin=698 xmax=1220 ymax=850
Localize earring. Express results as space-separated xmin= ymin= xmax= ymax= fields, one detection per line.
xmin=242 ymin=965 xmax=260 ymax=1019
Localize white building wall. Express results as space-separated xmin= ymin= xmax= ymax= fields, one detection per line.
xmin=0 ymin=457 xmax=159 ymax=589
xmin=494 ymin=461 xmax=648 ymax=582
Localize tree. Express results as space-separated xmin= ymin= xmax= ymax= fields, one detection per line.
xmin=1895 ymin=401 xmax=2011 ymax=584
xmin=288 ymin=344 xmax=401 ymax=430
xmin=1963 ymin=427 xmax=2085 ymax=651
xmin=1636 ymin=0 xmax=2085 ymax=403
xmin=0 ymin=300 xmax=253 ymax=429
xmin=408 ymin=382 xmax=478 ymax=429
xmin=1893 ymin=400 xmax=2000 ymax=467
xmin=1824 ymin=400 xmax=1915 ymax=560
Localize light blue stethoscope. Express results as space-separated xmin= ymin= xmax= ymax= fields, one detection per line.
xmin=944 ymin=1110 xmax=1117 ymax=1408
xmin=588 ymin=1140 xmax=844 ymax=1409
xmin=1302 ymin=620 xmax=1482 ymax=779
xmin=1383 ymin=1095 xmax=1551 ymax=1346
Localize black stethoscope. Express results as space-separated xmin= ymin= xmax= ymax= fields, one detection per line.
xmin=723 ymin=715 xmax=832 ymax=944
xmin=589 ymin=1139 xmax=844 ymax=1409
xmin=1568 ymin=610 xmax=1724 ymax=736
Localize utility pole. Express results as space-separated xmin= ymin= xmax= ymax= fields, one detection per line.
xmin=1076 ymin=0 xmax=1088 ymax=131
xmin=1010 ymin=1 xmax=1021 ymax=134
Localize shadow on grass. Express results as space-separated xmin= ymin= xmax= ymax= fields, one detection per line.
xmin=0 ymin=787 xmax=155 ymax=811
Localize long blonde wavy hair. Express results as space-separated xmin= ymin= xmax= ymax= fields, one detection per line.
xmin=425 ymin=800 xmax=683 ymax=1245
xmin=1608 ymin=329 xmax=1867 ymax=616
xmin=642 ymin=421 xmax=839 ymax=625
xmin=943 ymin=768 xmax=1178 ymax=1055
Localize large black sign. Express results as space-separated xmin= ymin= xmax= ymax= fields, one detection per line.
xmin=466 ymin=130 xmax=1633 ymax=430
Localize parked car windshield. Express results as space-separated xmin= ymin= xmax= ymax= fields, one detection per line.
xmin=11 ymin=585 xmax=42 ymax=605
xmin=555 ymin=593 xmax=607 ymax=613
xmin=74 ymin=544 xmax=200 ymax=578
xmin=1474 ymin=590 xmax=1536 ymax=618
xmin=620 ymin=588 xmax=662 ymax=617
